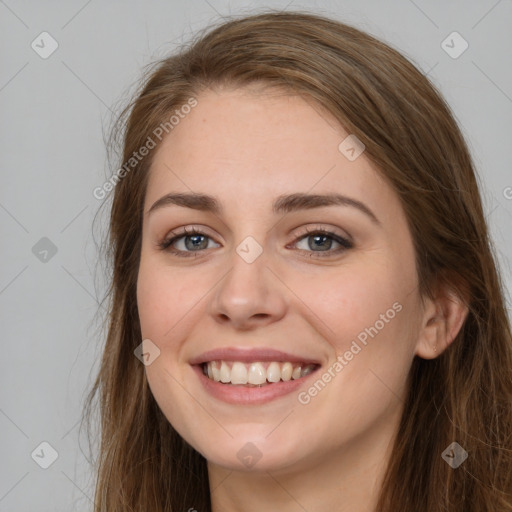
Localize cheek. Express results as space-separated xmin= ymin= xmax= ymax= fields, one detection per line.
xmin=320 ymin=263 xmax=420 ymax=411
xmin=136 ymin=258 xmax=204 ymax=339
xmin=136 ymin=261 xmax=206 ymax=438
xmin=136 ymin=268 xmax=168 ymax=338
xmin=288 ymin=258 xmax=421 ymax=410
xmin=296 ymin=261 xmax=413 ymax=349
xmin=292 ymin=269 xmax=418 ymax=436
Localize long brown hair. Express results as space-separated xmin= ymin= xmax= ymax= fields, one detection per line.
xmin=84 ymin=10 xmax=512 ymax=511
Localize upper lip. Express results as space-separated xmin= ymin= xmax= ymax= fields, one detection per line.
xmin=189 ymin=347 xmax=321 ymax=366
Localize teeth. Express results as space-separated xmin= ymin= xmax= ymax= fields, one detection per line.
xmin=248 ymin=362 xmax=267 ymax=385
xmin=203 ymin=360 xmax=317 ymax=386
xmin=266 ymin=362 xmax=281 ymax=383
xmin=301 ymin=365 xmax=315 ymax=377
xmin=281 ymin=362 xmax=293 ymax=381
xmin=220 ymin=361 xmax=230 ymax=383
xmin=231 ymin=362 xmax=247 ymax=385
xmin=211 ymin=361 xmax=221 ymax=382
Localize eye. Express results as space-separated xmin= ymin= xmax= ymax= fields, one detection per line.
xmin=290 ymin=227 xmax=353 ymax=258
xmin=158 ymin=225 xmax=353 ymax=258
xmin=158 ymin=227 xmax=220 ymax=257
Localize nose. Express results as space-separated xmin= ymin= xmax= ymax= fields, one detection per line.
xmin=208 ymin=248 xmax=287 ymax=331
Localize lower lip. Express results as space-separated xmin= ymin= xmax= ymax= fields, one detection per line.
xmin=192 ymin=364 xmax=319 ymax=405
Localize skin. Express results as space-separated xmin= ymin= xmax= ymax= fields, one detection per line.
xmin=136 ymin=86 xmax=467 ymax=512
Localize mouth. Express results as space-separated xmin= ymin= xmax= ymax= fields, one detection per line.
xmin=189 ymin=347 xmax=322 ymax=405
xmin=201 ymin=360 xmax=319 ymax=387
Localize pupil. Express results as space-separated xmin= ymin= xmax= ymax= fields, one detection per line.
xmin=310 ymin=234 xmax=331 ymax=251
xmin=185 ymin=234 xmax=207 ymax=250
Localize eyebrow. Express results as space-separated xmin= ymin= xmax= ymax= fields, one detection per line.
xmin=147 ymin=192 xmax=380 ymax=225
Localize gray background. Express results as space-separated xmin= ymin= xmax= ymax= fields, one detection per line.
xmin=1 ymin=0 xmax=511 ymax=510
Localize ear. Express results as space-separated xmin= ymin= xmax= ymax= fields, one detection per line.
xmin=414 ymin=283 xmax=469 ymax=360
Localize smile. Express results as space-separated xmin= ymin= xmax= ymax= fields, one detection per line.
xmin=202 ymin=360 xmax=318 ymax=386
xmin=190 ymin=347 xmax=322 ymax=404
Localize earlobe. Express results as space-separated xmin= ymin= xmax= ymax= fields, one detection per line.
xmin=415 ymin=286 xmax=469 ymax=360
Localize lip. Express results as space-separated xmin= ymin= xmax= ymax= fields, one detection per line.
xmin=189 ymin=347 xmax=321 ymax=366
xmin=191 ymin=364 xmax=320 ymax=405
xmin=189 ymin=347 xmax=322 ymax=405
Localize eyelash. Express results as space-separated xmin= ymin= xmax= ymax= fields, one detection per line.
xmin=158 ymin=225 xmax=354 ymax=259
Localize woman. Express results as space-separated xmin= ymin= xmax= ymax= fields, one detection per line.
xmin=84 ymin=10 xmax=512 ymax=511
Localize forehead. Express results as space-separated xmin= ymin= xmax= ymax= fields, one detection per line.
xmin=145 ymin=87 xmax=393 ymax=215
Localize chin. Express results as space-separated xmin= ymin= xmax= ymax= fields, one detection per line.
xmin=192 ymin=432 xmax=312 ymax=473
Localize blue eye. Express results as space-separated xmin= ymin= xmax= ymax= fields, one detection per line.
xmin=293 ymin=229 xmax=353 ymax=255
xmin=158 ymin=227 xmax=219 ymax=256
xmin=158 ymin=226 xmax=353 ymax=258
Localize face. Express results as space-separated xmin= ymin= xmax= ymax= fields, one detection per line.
xmin=136 ymin=86 xmax=426 ymax=474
